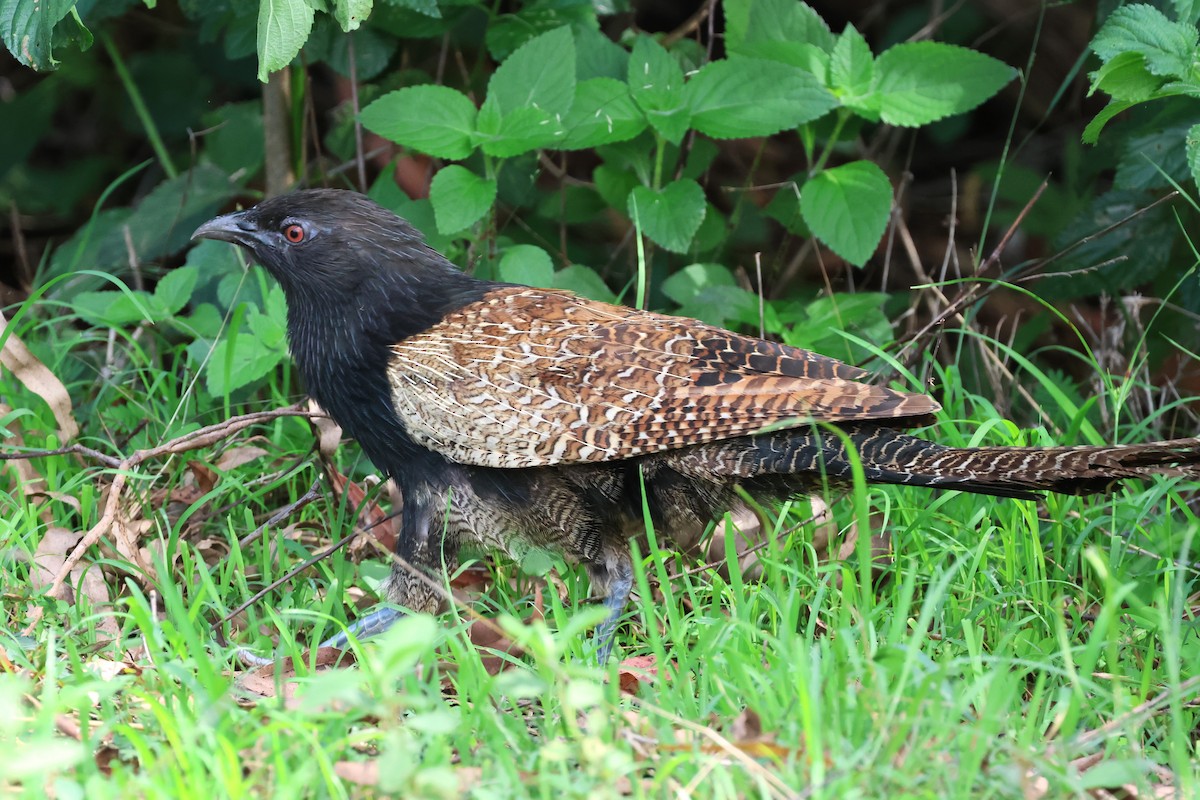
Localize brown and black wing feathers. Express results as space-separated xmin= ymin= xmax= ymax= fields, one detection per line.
xmin=386 ymin=287 xmax=940 ymax=468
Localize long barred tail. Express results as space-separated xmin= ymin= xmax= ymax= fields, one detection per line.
xmin=686 ymin=425 xmax=1200 ymax=500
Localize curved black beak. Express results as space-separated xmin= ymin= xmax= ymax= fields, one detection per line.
xmin=192 ymin=210 xmax=260 ymax=248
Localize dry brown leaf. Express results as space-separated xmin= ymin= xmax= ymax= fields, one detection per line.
xmin=237 ymin=647 xmax=356 ymax=702
xmin=185 ymin=460 xmax=217 ymax=495
xmin=30 ymin=526 xmax=118 ymax=635
xmin=309 ymin=398 xmax=342 ymax=457
xmin=618 ymin=654 xmax=664 ymax=695
xmin=0 ymin=403 xmax=50 ymax=518
xmin=333 ymin=762 xmax=491 ymax=793
xmin=215 ymin=445 xmax=270 ymax=471
xmin=109 ymin=512 xmax=156 ymax=582
xmin=0 ymin=311 xmax=79 ymax=440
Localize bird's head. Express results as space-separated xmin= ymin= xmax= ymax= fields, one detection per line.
xmin=192 ymin=189 xmax=450 ymax=298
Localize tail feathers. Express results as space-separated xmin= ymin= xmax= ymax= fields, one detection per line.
xmin=682 ymin=425 xmax=1200 ymax=500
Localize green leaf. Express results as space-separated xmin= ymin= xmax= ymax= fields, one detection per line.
xmin=661 ymin=262 xmax=737 ymax=305
xmin=478 ymin=104 xmax=565 ymax=158
xmin=1187 ymin=123 xmax=1200 ymax=188
xmin=257 ymin=0 xmax=315 ymax=82
xmin=593 ymin=164 xmax=640 ymax=211
xmin=725 ymin=0 xmax=834 ymax=75
xmin=575 ymin=25 xmax=628 ymax=80
xmin=560 ymin=78 xmax=647 ymax=150
xmin=333 ymin=0 xmax=372 ymax=32
xmin=247 ymin=306 xmax=287 ymax=351
xmin=203 ymin=102 xmax=265 ymax=178
xmin=628 ymin=179 xmax=706 ymax=254
xmin=361 ymin=85 xmax=477 ymax=160
xmin=764 ymin=177 xmax=810 ymax=235
xmin=800 ymin=160 xmax=892 ymax=267
xmin=154 ymin=266 xmax=199 ymax=315
xmin=686 ymin=58 xmax=836 ymax=139
xmin=830 ymin=25 xmax=878 ymax=117
xmin=1081 ymin=99 xmax=1139 ymax=145
xmin=498 ymin=245 xmax=554 ymax=287
xmin=627 ymin=36 xmax=690 ymax=144
xmin=205 ymin=332 xmax=287 ymax=396
xmin=1092 ymin=4 xmax=1198 ymax=79
xmin=429 ymin=165 xmax=497 ymax=234
xmin=0 ymin=0 xmax=76 ymax=70
xmin=875 ymin=42 xmax=1015 ymax=127
xmin=487 ymin=26 xmax=575 ymax=117
xmin=551 ymin=264 xmax=616 ymax=303
xmin=676 ymin=285 xmax=762 ymax=329
xmin=72 ymin=289 xmax=156 ymax=328
xmin=485 ymin=6 xmax=595 ymax=61
xmin=1088 ymin=51 xmax=1164 ymax=102
xmin=1115 ymin=122 xmax=1192 ymax=190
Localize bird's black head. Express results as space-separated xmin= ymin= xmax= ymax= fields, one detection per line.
xmin=192 ymin=188 xmax=463 ymax=300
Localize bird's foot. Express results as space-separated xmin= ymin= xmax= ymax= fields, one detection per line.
xmin=234 ymin=606 xmax=406 ymax=668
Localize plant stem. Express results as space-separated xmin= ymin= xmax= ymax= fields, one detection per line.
xmin=809 ymin=109 xmax=849 ymax=176
xmin=101 ymin=33 xmax=177 ymax=180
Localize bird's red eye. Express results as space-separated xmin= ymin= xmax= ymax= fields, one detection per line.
xmin=284 ymin=224 xmax=305 ymax=243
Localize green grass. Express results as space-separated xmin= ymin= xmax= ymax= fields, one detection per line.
xmin=2 ymin=318 xmax=1198 ymax=799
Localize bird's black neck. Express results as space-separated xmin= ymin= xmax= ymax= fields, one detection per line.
xmin=285 ymin=263 xmax=493 ymax=480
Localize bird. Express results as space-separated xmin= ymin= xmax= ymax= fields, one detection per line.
xmin=193 ymin=188 xmax=1200 ymax=662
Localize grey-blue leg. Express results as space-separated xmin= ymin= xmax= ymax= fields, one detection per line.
xmin=590 ymin=553 xmax=633 ymax=664
xmin=317 ymin=605 xmax=406 ymax=650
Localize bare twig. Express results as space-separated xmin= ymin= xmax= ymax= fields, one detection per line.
xmin=4 ymin=405 xmax=326 ymax=610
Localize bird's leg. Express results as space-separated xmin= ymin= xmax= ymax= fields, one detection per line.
xmin=322 ymin=484 xmax=456 ymax=650
xmin=238 ymin=483 xmax=455 ymax=665
xmin=586 ymin=544 xmax=634 ymax=663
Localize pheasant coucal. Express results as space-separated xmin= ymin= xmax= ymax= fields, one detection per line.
xmin=193 ymin=189 xmax=1200 ymax=661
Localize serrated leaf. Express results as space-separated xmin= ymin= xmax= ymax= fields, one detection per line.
xmin=0 ymin=0 xmax=76 ymax=70
xmin=333 ymin=0 xmax=372 ymax=31
xmin=72 ymin=289 xmax=155 ymax=328
xmin=800 ymin=160 xmax=892 ymax=267
xmin=764 ymin=177 xmax=810 ymax=235
xmin=686 ymin=58 xmax=836 ymax=139
xmin=628 ymin=179 xmax=706 ymax=253
xmin=154 ymin=266 xmax=199 ymax=315
xmin=361 ymin=85 xmax=477 ymax=160
xmin=1115 ymin=123 xmax=1192 ymax=190
xmin=876 ymin=42 xmax=1015 ymax=127
xmin=560 ymin=78 xmax=646 ymax=150
xmin=485 ymin=6 xmax=594 ymax=62
xmin=498 ymin=245 xmax=554 ymax=286
xmin=1082 ymin=99 xmax=1139 ymax=145
xmin=830 ymin=25 xmax=878 ymax=117
xmin=430 ymin=165 xmax=497 ymax=234
xmin=676 ymin=285 xmax=762 ymax=329
xmin=593 ymin=164 xmax=640 ymax=211
xmin=725 ymin=0 xmax=834 ymax=74
xmin=247 ymin=307 xmax=287 ymax=350
xmin=203 ymin=102 xmax=266 ymax=177
xmin=206 ymin=333 xmax=286 ymax=396
xmin=1187 ymin=123 xmax=1200 ymax=188
xmin=551 ymin=264 xmax=616 ymax=303
xmin=487 ymin=26 xmax=575 ymax=117
xmin=1088 ymin=51 xmax=1163 ymax=102
xmin=1092 ymin=4 xmax=1198 ymax=79
xmin=628 ymin=36 xmax=690 ymax=144
xmin=660 ymin=262 xmax=736 ymax=305
xmin=575 ymin=25 xmax=628 ymax=80
xmin=257 ymin=0 xmax=315 ymax=82
xmin=478 ymin=105 xmax=564 ymax=157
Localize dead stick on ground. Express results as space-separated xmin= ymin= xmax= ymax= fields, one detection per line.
xmin=3 ymin=406 xmax=325 ymax=618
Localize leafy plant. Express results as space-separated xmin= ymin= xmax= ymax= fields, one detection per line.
xmin=359 ymin=3 xmax=1015 ymax=267
xmin=1085 ymin=1 xmax=1200 ymax=189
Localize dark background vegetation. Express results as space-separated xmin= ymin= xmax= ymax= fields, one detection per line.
xmin=3 ymin=0 xmax=1196 ymax=430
